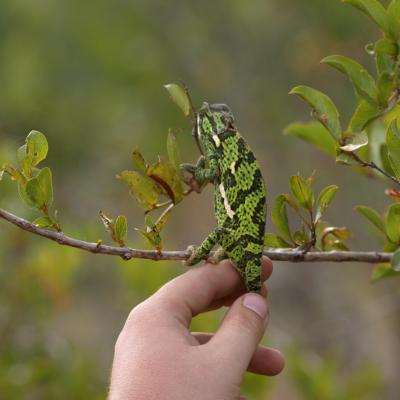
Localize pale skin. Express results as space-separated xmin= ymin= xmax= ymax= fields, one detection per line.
xmin=108 ymin=257 xmax=284 ymax=400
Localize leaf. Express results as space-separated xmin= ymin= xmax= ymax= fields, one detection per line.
xmin=335 ymin=150 xmax=360 ymax=165
xmin=118 ymin=170 xmax=161 ymax=211
xmin=0 ymin=169 xmax=4 ymax=181
xmin=24 ymin=167 xmax=53 ymax=210
xmin=290 ymin=174 xmax=314 ymax=210
xmin=386 ymin=120 xmax=400 ymax=179
xmin=284 ymin=121 xmax=336 ymax=156
xmin=320 ymin=226 xmax=351 ymax=250
xmin=392 ymin=248 xmax=400 ymax=271
xmin=387 ymin=0 xmax=400 ymax=39
xmin=339 ymin=131 xmax=369 ymax=151
xmin=167 ymin=130 xmax=182 ymax=176
xmin=2 ymin=164 xmax=26 ymax=185
xmin=264 ymin=233 xmax=292 ymax=248
xmin=348 ymin=100 xmax=381 ymax=133
xmin=321 ymin=226 xmax=352 ymax=240
xmin=132 ymin=148 xmax=147 ymax=173
xmin=289 ymin=86 xmax=342 ymax=140
xmin=114 ymin=215 xmax=128 ymax=246
xmin=370 ymin=263 xmax=400 ymax=282
xmin=26 ymin=130 xmax=48 ymax=166
xmin=164 ymin=83 xmax=191 ymax=116
xmin=356 ymin=205 xmax=386 ymax=234
xmin=272 ymin=195 xmax=292 ymax=242
xmin=380 ymin=144 xmax=396 ymax=176
xmin=147 ymin=158 xmax=184 ymax=204
xmin=135 ymin=225 xmax=162 ymax=251
xmin=154 ymin=204 xmax=174 ymax=232
xmin=342 ymin=0 xmax=388 ymax=32
xmin=386 ymin=203 xmax=400 ymax=243
xmin=315 ymin=185 xmax=338 ymax=221
xmin=377 ymin=72 xmax=396 ymax=106
xmin=17 ymin=144 xmax=32 ymax=177
xmin=33 ymin=216 xmax=55 ymax=228
xmin=321 ymin=55 xmax=378 ymax=104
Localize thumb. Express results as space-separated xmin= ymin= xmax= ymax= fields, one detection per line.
xmin=209 ymin=293 xmax=269 ymax=375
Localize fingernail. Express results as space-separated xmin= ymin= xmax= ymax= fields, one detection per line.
xmin=242 ymin=293 xmax=268 ymax=319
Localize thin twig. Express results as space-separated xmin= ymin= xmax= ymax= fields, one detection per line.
xmin=0 ymin=208 xmax=393 ymax=264
xmin=349 ymin=152 xmax=400 ymax=188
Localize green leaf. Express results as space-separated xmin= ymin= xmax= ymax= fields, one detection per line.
xmin=26 ymin=130 xmax=48 ymax=166
xmin=284 ymin=121 xmax=336 ymax=156
xmin=272 ymin=195 xmax=292 ymax=242
xmin=377 ymin=72 xmax=396 ymax=106
xmin=132 ymin=148 xmax=147 ymax=173
xmin=290 ymin=174 xmax=314 ymax=210
xmin=164 ymin=83 xmax=191 ymax=117
xmin=386 ymin=120 xmax=400 ymax=179
xmin=343 ymin=0 xmax=388 ymax=32
xmin=17 ymin=144 xmax=32 ymax=177
xmin=33 ymin=216 xmax=55 ymax=228
xmin=147 ymin=158 xmax=184 ymax=204
xmin=264 ymin=233 xmax=292 ymax=248
xmin=0 ymin=169 xmax=4 ymax=181
xmin=392 ymin=248 xmax=400 ymax=271
xmin=356 ymin=205 xmax=386 ymax=234
xmin=386 ymin=203 xmax=400 ymax=243
xmin=166 ymin=130 xmax=182 ymax=175
xmin=135 ymin=226 xmax=162 ymax=251
xmin=2 ymin=164 xmax=26 ymax=185
xmin=315 ymin=185 xmax=338 ymax=221
xmin=387 ymin=0 xmax=400 ymax=39
xmin=114 ymin=215 xmax=128 ymax=245
xmin=24 ymin=167 xmax=53 ymax=210
xmin=348 ymin=100 xmax=380 ymax=133
xmin=370 ymin=263 xmax=400 ymax=282
xmin=117 ymin=170 xmax=161 ymax=211
xmin=339 ymin=131 xmax=369 ymax=151
xmin=321 ymin=55 xmax=378 ymax=104
xmin=380 ymin=143 xmax=396 ymax=176
xmin=321 ymin=226 xmax=352 ymax=240
xmin=289 ymin=86 xmax=342 ymax=140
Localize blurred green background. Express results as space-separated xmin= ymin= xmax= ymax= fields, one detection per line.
xmin=0 ymin=0 xmax=399 ymax=398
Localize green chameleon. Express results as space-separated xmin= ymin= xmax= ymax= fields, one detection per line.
xmin=182 ymin=102 xmax=266 ymax=292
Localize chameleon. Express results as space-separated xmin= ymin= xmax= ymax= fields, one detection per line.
xmin=182 ymin=102 xmax=266 ymax=292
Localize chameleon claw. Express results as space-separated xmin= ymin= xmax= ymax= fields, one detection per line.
xmin=207 ymin=247 xmax=227 ymax=264
xmin=184 ymin=245 xmax=198 ymax=266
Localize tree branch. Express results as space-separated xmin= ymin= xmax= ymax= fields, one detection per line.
xmin=349 ymin=152 xmax=400 ymax=188
xmin=0 ymin=208 xmax=393 ymax=264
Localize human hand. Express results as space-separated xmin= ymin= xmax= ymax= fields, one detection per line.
xmin=108 ymin=258 xmax=284 ymax=400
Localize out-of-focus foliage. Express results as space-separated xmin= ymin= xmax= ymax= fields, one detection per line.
xmin=0 ymin=0 xmax=398 ymax=398
xmin=289 ymin=0 xmax=400 ymax=279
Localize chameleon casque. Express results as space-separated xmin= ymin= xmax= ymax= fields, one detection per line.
xmin=182 ymin=102 xmax=266 ymax=292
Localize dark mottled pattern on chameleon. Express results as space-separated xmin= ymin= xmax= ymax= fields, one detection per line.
xmin=184 ymin=103 xmax=266 ymax=292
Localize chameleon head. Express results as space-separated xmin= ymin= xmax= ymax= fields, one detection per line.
xmin=197 ymin=102 xmax=235 ymax=139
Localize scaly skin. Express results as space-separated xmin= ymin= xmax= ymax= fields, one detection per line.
xmin=182 ymin=102 xmax=266 ymax=292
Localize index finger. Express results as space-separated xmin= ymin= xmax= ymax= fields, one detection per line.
xmin=151 ymin=257 xmax=273 ymax=328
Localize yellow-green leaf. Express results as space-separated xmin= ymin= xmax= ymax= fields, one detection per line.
xmin=339 ymin=131 xmax=369 ymax=151
xmin=284 ymin=121 xmax=336 ymax=156
xmin=264 ymin=233 xmax=292 ymax=249
xmin=343 ymin=0 xmax=388 ymax=32
xmin=386 ymin=120 xmax=400 ymax=179
xmin=290 ymin=174 xmax=314 ymax=210
xmin=164 ymin=83 xmax=191 ymax=116
xmin=167 ymin=131 xmax=182 ymax=176
xmin=26 ymin=130 xmax=48 ymax=167
xmin=392 ymin=248 xmax=400 ymax=271
xmin=24 ymin=167 xmax=53 ymax=210
xmin=114 ymin=215 xmax=128 ymax=245
xmin=356 ymin=205 xmax=386 ymax=234
xmin=272 ymin=195 xmax=292 ymax=242
xmin=386 ymin=203 xmax=400 ymax=243
xmin=33 ymin=216 xmax=55 ymax=228
xmin=371 ymin=263 xmax=400 ymax=282
xmin=147 ymin=158 xmax=184 ymax=204
xmin=348 ymin=100 xmax=380 ymax=133
xmin=132 ymin=148 xmax=147 ymax=173
xmin=316 ymin=185 xmax=338 ymax=221
xmin=322 ymin=55 xmax=378 ymax=104
xmin=289 ymin=86 xmax=342 ymax=140
xmin=118 ymin=170 xmax=161 ymax=211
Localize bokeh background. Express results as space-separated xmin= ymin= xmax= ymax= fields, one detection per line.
xmin=0 ymin=0 xmax=399 ymax=398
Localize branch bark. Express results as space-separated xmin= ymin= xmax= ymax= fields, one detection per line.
xmin=0 ymin=208 xmax=393 ymax=264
